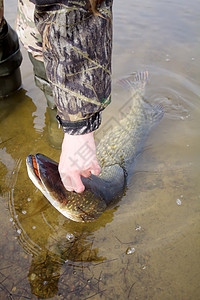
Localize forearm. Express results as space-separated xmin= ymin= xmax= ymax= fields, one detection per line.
xmin=34 ymin=0 xmax=113 ymax=135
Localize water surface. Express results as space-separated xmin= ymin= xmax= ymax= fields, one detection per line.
xmin=0 ymin=0 xmax=200 ymax=299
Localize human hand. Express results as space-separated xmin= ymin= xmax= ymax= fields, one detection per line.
xmin=58 ymin=132 xmax=101 ymax=193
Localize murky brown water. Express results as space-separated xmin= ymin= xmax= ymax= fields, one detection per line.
xmin=0 ymin=0 xmax=200 ymax=299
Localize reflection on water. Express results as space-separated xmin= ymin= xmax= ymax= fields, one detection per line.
xmin=0 ymin=0 xmax=200 ymax=299
xmin=8 ymin=174 xmax=111 ymax=298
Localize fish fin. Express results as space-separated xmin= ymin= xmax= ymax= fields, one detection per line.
xmin=118 ymin=71 xmax=149 ymax=97
xmin=145 ymin=102 xmax=164 ymax=125
xmin=119 ymin=71 xmax=164 ymax=124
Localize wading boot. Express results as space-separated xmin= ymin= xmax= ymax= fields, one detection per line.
xmin=0 ymin=18 xmax=22 ymax=97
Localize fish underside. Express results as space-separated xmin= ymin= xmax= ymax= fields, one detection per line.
xmin=26 ymin=72 xmax=164 ymax=222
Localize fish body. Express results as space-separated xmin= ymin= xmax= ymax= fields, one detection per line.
xmin=26 ymin=154 xmax=108 ymax=222
xmin=26 ymin=72 xmax=164 ymax=222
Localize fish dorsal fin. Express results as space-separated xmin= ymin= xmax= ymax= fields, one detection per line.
xmin=143 ymin=102 xmax=164 ymax=126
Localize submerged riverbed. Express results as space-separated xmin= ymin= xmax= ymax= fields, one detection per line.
xmin=0 ymin=0 xmax=200 ymax=299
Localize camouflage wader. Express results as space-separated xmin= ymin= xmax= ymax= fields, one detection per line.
xmin=16 ymin=0 xmax=113 ymax=134
xmin=16 ymin=0 xmax=55 ymax=108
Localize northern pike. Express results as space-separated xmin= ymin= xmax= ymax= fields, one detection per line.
xmin=26 ymin=71 xmax=164 ymax=222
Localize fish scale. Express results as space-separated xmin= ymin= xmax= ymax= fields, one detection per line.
xmin=97 ymin=72 xmax=163 ymax=173
xmin=26 ymin=71 xmax=164 ymax=222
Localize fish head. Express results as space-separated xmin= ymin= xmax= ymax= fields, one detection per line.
xmin=26 ymin=154 xmax=107 ymax=222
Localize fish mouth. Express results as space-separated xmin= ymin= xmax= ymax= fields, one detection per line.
xmin=26 ymin=154 xmax=58 ymax=187
xmin=28 ymin=155 xmax=41 ymax=180
xmin=32 ymin=155 xmax=41 ymax=181
xmin=26 ymin=154 xmax=107 ymax=222
xmin=26 ymin=154 xmax=50 ymax=199
xmin=26 ymin=155 xmax=42 ymax=187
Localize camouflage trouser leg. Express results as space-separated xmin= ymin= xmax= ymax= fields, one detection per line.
xmin=16 ymin=0 xmax=55 ymax=108
xmin=28 ymin=52 xmax=55 ymax=109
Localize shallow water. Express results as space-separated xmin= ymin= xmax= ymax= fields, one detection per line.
xmin=0 ymin=0 xmax=200 ymax=299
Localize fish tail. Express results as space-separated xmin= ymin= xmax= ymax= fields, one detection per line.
xmin=119 ymin=71 xmax=164 ymax=125
xmin=118 ymin=71 xmax=149 ymax=97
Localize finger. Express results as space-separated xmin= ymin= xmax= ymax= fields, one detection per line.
xmin=91 ymin=162 xmax=101 ymax=176
xmin=81 ymin=170 xmax=91 ymax=178
xmin=61 ymin=175 xmax=74 ymax=192
xmin=71 ymin=173 xmax=85 ymax=193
